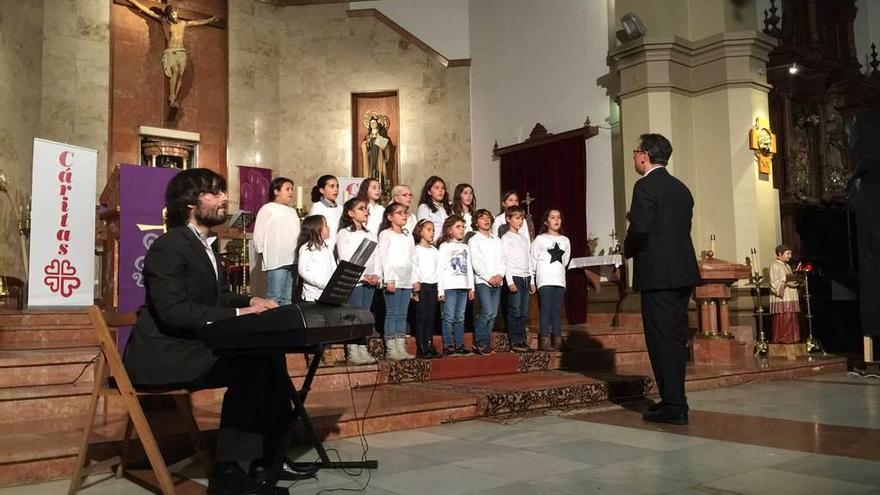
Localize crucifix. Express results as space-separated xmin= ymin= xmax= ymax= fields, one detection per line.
xmin=126 ymin=0 xmax=220 ymax=111
xmin=523 ymin=192 xmax=535 ymax=217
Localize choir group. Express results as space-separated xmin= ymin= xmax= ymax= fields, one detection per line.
xmin=252 ymin=175 xmax=571 ymax=363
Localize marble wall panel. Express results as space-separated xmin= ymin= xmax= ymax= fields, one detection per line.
xmin=0 ymin=1 xmax=45 ymax=279
xmin=228 ymin=1 xmax=471 ymax=209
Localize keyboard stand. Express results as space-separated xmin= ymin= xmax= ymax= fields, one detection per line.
xmin=262 ymin=344 xmax=378 ymax=494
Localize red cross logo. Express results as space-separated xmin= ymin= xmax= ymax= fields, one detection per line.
xmin=43 ymin=259 xmax=81 ymax=298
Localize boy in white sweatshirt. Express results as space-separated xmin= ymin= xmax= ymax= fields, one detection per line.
xmin=468 ymin=209 xmax=506 ymax=355
xmin=501 ymin=206 xmax=532 ymax=352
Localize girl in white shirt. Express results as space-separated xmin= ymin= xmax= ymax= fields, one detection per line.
xmin=376 ymin=203 xmax=417 ymax=361
xmin=437 ymin=215 xmax=475 ymax=356
xmin=297 ymin=215 xmax=337 ymax=302
xmin=468 ymin=209 xmax=505 ymax=355
xmin=530 ymin=209 xmax=571 ymax=351
xmin=492 ymin=190 xmax=532 ymax=243
xmin=356 ymin=177 xmax=385 ymax=235
xmin=253 ymin=177 xmax=300 ymax=306
xmin=452 ymin=183 xmax=476 ymax=237
xmin=416 ymin=176 xmax=452 ymax=243
xmin=411 ymin=219 xmax=440 ymax=358
xmin=336 ymin=198 xmax=379 ymax=365
xmin=308 ymin=175 xmax=342 ymax=250
xmin=391 ymin=184 xmax=417 ymax=233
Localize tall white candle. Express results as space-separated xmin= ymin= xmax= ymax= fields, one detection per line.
xmin=296 ymin=186 xmax=303 ymax=209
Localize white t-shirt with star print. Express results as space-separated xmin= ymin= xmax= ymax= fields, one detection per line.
xmin=530 ymin=233 xmax=571 ymax=289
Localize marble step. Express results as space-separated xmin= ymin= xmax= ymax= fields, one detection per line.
xmin=0 ymin=384 xmax=481 ymax=487
xmin=0 ymin=345 xmax=100 ymax=387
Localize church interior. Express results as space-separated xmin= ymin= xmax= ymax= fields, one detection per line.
xmin=1 ymin=0 xmax=879 ymax=493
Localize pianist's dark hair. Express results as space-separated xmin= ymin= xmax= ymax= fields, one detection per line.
xmin=297 ymin=215 xmax=327 ymax=252
xmin=164 ymin=169 xmax=227 ymax=228
xmin=339 ymin=197 xmax=368 ymax=232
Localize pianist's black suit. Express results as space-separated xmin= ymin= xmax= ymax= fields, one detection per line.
xmin=124 ymin=226 xmax=292 ymax=462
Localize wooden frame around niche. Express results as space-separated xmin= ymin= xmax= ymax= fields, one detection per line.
xmin=352 ymin=91 xmax=400 ymax=186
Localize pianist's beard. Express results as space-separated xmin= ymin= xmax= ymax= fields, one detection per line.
xmin=195 ymin=200 xmax=228 ymax=227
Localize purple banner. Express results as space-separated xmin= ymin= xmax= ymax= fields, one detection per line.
xmin=117 ymin=165 xmax=179 ymax=351
xmin=238 ymin=166 xmax=272 ymax=232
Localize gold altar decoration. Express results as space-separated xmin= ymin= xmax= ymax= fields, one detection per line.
xmin=749 ymin=117 xmax=777 ymax=175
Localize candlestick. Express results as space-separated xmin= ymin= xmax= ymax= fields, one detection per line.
xmin=296 ymin=186 xmax=303 ymax=209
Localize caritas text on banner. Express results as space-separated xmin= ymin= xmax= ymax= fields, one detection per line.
xmin=28 ymin=138 xmax=97 ymax=307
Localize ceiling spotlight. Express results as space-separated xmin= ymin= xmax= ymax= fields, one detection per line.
xmin=788 ymin=63 xmax=799 ymax=74
xmin=616 ymin=13 xmax=647 ymax=43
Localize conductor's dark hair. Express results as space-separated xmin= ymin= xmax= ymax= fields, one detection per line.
xmin=267 ymin=177 xmax=293 ymax=202
xmin=165 ymin=169 xmax=226 ymax=228
xmin=638 ymin=133 xmax=673 ymax=166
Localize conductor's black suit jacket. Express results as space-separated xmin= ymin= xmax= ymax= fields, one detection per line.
xmin=124 ymin=226 xmax=251 ymax=386
xmin=624 ymin=167 xmax=700 ymax=291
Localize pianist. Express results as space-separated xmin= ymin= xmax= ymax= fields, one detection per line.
xmin=123 ymin=169 xmax=296 ymax=495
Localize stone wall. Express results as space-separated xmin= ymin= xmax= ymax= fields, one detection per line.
xmin=0 ymin=0 xmax=109 ymax=281
xmin=228 ymin=1 xmax=471 ymax=209
xmin=0 ymin=1 xmax=44 ymax=279
xmin=39 ymin=0 xmax=110 ymax=193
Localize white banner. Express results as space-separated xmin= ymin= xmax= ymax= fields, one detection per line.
xmin=28 ymin=139 xmax=97 ymax=307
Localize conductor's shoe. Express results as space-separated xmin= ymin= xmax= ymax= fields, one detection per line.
xmin=208 ymin=462 xmax=288 ymax=495
xmin=250 ymin=458 xmax=317 ymax=482
xmin=642 ymin=407 xmax=689 ymax=425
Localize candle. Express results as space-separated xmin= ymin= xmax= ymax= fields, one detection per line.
xmin=710 ymin=234 xmax=716 ymax=253
xmin=755 ymin=248 xmax=760 ymax=274
xmin=296 ymin=186 xmax=303 ymax=209
xmin=343 ymin=190 xmax=350 ymax=203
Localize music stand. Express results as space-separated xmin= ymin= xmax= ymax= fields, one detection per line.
xmin=318 ymin=238 xmax=377 ymax=305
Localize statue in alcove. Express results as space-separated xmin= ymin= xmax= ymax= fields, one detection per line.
xmin=128 ymin=0 xmax=218 ymax=109
xmin=360 ymin=114 xmax=394 ymax=191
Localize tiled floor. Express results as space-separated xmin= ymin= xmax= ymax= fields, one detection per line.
xmin=4 ymin=371 xmax=880 ymax=495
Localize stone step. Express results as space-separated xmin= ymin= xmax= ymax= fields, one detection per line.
xmin=0 ymin=310 xmax=91 ymax=329
xmin=0 ymin=346 xmax=100 ymax=387
xmin=0 ymin=384 xmax=481 ymax=487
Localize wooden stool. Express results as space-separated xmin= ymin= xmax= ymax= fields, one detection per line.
xmin=67 ymin=306 xmax=211 ymax=495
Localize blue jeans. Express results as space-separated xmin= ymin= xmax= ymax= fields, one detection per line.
xmin=348 ymin=284 xmax=375 ymax=309
xmin=506 ymin=276 xmax=531 ymax=345
xmin=538 ymin=285 xmax=565 ymax=337
xmin=474 ymin=284 xmax=501 ymax=347
xmin=384 ymin=288 xmax=412 ymax=338
xmin=266 ymin=266 xmax=293 ymax=306
xmin=442 ymin=289 xmax=469 ymax=348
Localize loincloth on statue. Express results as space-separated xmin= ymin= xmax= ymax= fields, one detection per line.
xmin=162 ymin=48 xmax=188 ymax=77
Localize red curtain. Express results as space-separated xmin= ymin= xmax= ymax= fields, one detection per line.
xmin=500 ymin=136 xmax=588 ymax=324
